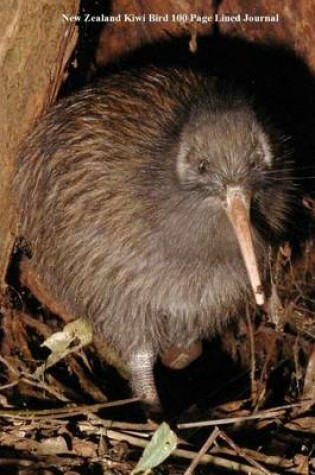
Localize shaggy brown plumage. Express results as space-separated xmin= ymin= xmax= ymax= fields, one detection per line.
xmin=15 ymin=66 xmax=297 ymax=412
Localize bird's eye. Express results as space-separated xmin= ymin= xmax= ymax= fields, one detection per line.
xmin=249 ymin=159 xmax=257 ymax=169
xmin=198 ymin=159 xmax=208 ymax=174
xmin=249 ymin=149 xmax=266 ymax=170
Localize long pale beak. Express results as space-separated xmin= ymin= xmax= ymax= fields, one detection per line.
xmin=225 ymin=187 xmax=265 ymax=306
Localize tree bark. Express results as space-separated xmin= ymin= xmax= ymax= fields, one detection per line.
xmin=0 ymin=0 xmax=79 ymax=289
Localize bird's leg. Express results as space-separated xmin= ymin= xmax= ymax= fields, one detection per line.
xmin=129 ymin=346 xmax=162 ymax=418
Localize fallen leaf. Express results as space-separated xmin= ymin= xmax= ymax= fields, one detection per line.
xmin=34 ymin=318 xmax=93 ymax=376
xmin=132 ymin=422 xmax=177 ymax=474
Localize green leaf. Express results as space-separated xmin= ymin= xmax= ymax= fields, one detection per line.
xmin=132 ymin=422 xmax=177 ymax=474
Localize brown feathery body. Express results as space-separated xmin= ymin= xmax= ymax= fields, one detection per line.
xmin=15 ymin=65 xmax=295 ymax=411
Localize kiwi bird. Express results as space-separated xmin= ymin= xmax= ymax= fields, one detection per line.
xmin=15 ymin=66 xmax=295 ymax=414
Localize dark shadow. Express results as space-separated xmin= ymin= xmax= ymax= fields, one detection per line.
xmin=61 ymin=0 xmax=112 ymax=95
xmin=156 ymin=339 xmax=250 ymax=421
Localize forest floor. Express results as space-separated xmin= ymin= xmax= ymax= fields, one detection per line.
xmin=0 ymin=217 xmax=314 ymax=475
